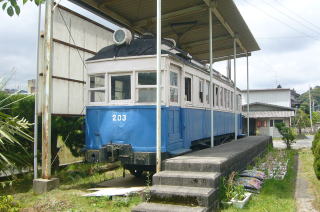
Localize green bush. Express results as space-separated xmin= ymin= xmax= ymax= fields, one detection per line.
xmin=0 ymin=195 xmax=20 ymax=212
xmin=312 ymin=130 xmax=320 ymax=154
xmin=314 ymin=141 xmax=320 ymax=179
xmin=314 ymin=157 xmax=320 ymax=180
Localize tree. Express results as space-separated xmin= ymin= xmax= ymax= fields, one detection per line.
xmin=1 ymin=0 xmax=44 ymax=16
xmin=313 ymin=111 xmax=320 ymax=124
xmin=276 ymin=122 xmax=297 ymax=149
xmin=293 ymin=109 xmax=310 ymax=134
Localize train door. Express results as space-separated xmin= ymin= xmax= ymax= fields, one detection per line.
xmin=167 ymin=64 xmax=183 ymax=152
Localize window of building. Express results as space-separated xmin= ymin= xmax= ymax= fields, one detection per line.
xmin=89 ymin=75 xmax=105 ymax=103
xmin=224 ymin=88 xmax=227 ymax=108
xmin=170 ymin=71 xmax=178 ymax=103
xmin=136 ymin=72 xmax=156 ymax=102
xmin=205 ymin=81 xmax=210 ymax=104
xmin=185 ymin=77 xmax=192 ymax=102
xmin=111 ymin=75 xmax=131 ymax=100
xmin=270 ymin=120 xmax=274 ymax=127
xmin=199 ymin=80 xmax=204 ymax=103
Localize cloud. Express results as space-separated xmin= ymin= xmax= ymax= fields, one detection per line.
xmin=213 ymin=0 xmax=320 ymax=94
xmin=0 ymin=2 xmax=39 ymax=90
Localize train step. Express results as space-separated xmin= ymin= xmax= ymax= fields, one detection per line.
xmin=153 ymin=171 xmax=221 ymax=188
xmin=131 ymin=202 xmax=208 ymax=212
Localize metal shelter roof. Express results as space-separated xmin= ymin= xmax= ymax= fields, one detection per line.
xmin=68 ymin=0 xmax=260 ymax=62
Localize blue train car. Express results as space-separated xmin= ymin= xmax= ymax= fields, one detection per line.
xmin=85 ymin=31 xmax=242 ymax=175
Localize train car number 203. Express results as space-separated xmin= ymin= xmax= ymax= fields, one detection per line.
xmin=112 ymin=113 xmax=127 ymax=122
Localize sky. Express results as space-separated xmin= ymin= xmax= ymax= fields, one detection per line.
xmin=0 ymin=0 xmax=319 ymax=94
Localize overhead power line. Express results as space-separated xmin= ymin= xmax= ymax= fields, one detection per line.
xmin=273 ymin=0 xmax=320 ymax=33
xmin=240 ymin=0 xmax=319 ymax=41
xmin=261 ymin=0 xmax=320 ymax=36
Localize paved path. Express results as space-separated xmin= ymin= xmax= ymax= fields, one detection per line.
xmin=274 ymin=135 xmax=318 ymax=212
xmin=273 ymin=135 xmax=314 ymax=149
xmin=295 ymin=153 xmax=318 ymax=212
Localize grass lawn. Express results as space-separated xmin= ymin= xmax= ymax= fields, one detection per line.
xmin=221 ymin=149 xmax=297 ymax=212
xmin=0 ymin=163 xmax=143 ymax=211
xmin=299 ymin=149 xmax=320 ymax=210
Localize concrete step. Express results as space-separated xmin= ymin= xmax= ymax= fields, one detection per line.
xmin=148 ymin=185 xmax=217 ymax=207
xmin=164 ymin=158 xmax=222 ymax=172
xmin=153 ymin=171 xmax=221 ymax=188
xmin=131 ymin=202 xmax=208 ymax=212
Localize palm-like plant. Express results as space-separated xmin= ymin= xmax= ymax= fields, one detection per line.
xmin=0 ymin=71 xmax=33 ymax=175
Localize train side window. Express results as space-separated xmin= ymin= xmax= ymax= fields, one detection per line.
xmin=170 ymin=71 xmax=178 ymax=103
xmin=199 ymin=80 xmax=204 ymax=103
xmin=89 ymin=75 xmax=105 ymax=103
xmin=185 ymin=77 xmax=192 ymax=102
xmin=90 ymin=75 xmax=105 ymax=88
xmin=231 ymin=91 xmax=234 ymax=110
xmin=137 ymin=72 xmax=156 ymax=102
xmin=111 ymin=75 xmax=131 ymax=100
xmin=205 ymin=81 xmax=209 ymax=104
xmin=215 ymin=86 xmax=219 ymax=107
xmin=238 ymin=94 xmax=241 ymax=111
xmin=220 ymin=87 xmax=223 ymax=107
xmin=224 ymin=89 xmax=227 ymax=108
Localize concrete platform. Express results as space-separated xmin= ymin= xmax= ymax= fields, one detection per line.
xmin=132 ymin=136 xmax=272 ymax=212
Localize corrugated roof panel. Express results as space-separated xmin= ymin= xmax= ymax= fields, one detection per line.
xmin=69 ymin=0 xmax=259 ymax=61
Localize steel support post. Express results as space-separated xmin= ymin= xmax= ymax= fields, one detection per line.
xmin=246 ymin=52 xmax=250 ymax=136
xmin=42 ymin=0 xmax=53 ymax=179
xmin=209 ymin=8 xmax=214 ymax=148
xmin=309 ymin=87 xmax=313 ymax=132
xmin=233 ymin=38 xmax=237 ymax=140
xmin=156 ymin=0 xmax=162 ymax=173
xmin=34 ymin=3 xmax=42 ymax=180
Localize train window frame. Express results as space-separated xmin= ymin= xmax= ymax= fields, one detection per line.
xmin=215 ymin=85 xmax=219 ymax=107
xmin=88 ymin=74 xmax=106 ymax=104
xmin=205 ymin=81 xmax=210 ymax=105
xmin=231 ymin=91 xmax=234 ymax=110
xmin=109 ymin=73 xmax=132 ymax=103
xmin=199 ymin=79 xmax=204 ymax=104
xmin=220 ymin=87 xmax=223 ymax=108
xmin=169 ymin=71 xmax=179 ymax=104
xmin=136 ymin=71 xmax=157 ymax=103
xmin=185 ymin=75 xmax=192 ymax=104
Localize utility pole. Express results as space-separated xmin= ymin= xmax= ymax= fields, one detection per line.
xmin=34 ymin=2 xmax=42 ymax=180
xmin=309 ymin=87 xmax=313 ymax=132
xmin=33 ymin=0 xmax=59 ymax=194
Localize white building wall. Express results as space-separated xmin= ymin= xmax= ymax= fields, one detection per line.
xmin=242 ymin=89 xmax=291 ymax=108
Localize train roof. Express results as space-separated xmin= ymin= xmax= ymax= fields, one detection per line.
xmin=87 ymin=36 xmax=208 ymax=70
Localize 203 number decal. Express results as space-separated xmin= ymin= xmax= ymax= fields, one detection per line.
xmin=112 ymin=114 xmax=127 ymax=122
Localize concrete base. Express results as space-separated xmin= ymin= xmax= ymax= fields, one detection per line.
xmin=33 ymin=178 xmax=59 ymax=194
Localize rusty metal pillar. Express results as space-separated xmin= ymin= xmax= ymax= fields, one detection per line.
xmin=42 ymin=0 xmax=53 ymax=179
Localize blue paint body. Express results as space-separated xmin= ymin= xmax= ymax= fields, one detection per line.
xmin=85 ymin=106 xmax=242 ymax=154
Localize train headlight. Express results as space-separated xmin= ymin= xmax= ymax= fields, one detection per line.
xmin=113 ymin=28 xmax=133 ymax=45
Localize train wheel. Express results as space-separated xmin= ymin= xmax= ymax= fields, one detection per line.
xmin=129 ymin=169 xmax=143 ymax=177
